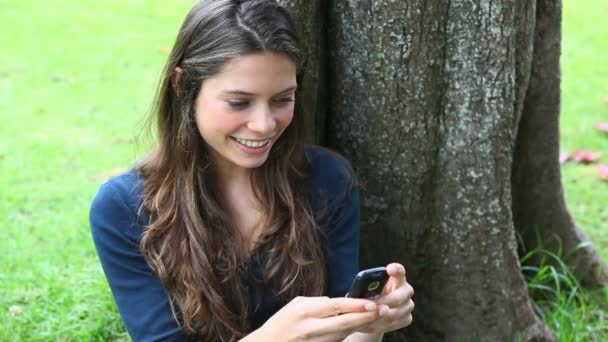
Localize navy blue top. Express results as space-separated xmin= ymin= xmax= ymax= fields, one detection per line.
xmin=89 ymin=146 xmax=360 ymax=341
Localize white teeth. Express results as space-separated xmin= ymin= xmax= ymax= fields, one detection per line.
xmin=234 ymin=137 xmax=270 ymax=148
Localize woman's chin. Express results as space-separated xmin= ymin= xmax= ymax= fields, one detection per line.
xmin=234 ymin=155 xmax=270 ymax=169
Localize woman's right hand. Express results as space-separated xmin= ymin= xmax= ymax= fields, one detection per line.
xmin=243 ymin=296 xmax=381 ymax=341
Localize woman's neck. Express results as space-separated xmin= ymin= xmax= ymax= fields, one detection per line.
xmin=208 ymin=153 xmax=265 ymax=251
xmin=211 ymin=151 xmax=253 ymax=190
xmin=218 ymin=172 xmax=264 ymax=254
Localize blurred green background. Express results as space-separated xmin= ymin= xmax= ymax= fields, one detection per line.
xmin=1 ymin=0 xmax=606 ymax=340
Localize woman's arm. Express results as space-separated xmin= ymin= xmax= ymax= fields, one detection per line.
xmin=239 ymin=296 xmax=381 ymax=341
xmin=310 ymin=148 xmax=361 ymax=298
xmin=308 ymin=150 xmax=414 ymax=340
xmin=90 ymin=178 xmax=185 ymax=341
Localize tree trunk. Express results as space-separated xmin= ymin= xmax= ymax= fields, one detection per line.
xmin=278 ymin=0 xmax=329 ymax=144
xmin=280 ymin=0 xmax=607 ymax=340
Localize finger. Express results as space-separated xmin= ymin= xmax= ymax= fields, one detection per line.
xmin=375 ymin=282 xmax=414 ymax=308
xmin=380 ymin=313 xmax=414 ymax=334
xmin=383 ymin=299 xmax=414 ymax=321
xmin=378 ymin=304 xmax=390 ymax=317
xmin=358 ymin=301 xmax=414 ymax=334
xmin=387 ymin=263 xmax=406 ymax=276
xmin=386 ymin=263 xmax=407 ymax=286
xmin=384 ymin=305 xmax=414 ymax=332
xmin=356 ymin=301 xmax=413 ymax=334
xmin=305 ymin=297 xmax=377 ymax=318
xmin=316 ymin=310 xmax=380 ymax=335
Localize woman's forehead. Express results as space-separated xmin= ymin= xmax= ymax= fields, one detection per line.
xmin=206 ymin=53 xmax=297 ymax=95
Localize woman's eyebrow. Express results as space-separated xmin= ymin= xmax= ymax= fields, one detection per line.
xmin=276 ymin=86 xmax=297 ymax=94
xmin=221 ymin=86 xmax=297 ymax=96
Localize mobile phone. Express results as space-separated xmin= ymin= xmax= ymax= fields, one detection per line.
xmin=346 ymin=267 xmax=389 ymax=298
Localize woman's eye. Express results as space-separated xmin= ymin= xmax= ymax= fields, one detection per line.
xmin=226 ymin=100 xmax=250 ymax=110
xmin=272 ymin=97 xmax=295 ymax=106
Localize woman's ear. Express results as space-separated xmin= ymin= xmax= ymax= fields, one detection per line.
xmin=172 ymin=66 xmax=183 ymax=96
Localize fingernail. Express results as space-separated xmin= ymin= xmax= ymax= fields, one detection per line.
xmin=365 ymin=303 xmax=376 ymax=311
xmin=379 ymin=306 xmax=388 ymax=317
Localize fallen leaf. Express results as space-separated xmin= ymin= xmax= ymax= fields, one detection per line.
xmin=599 ymin=164 xmax=608 ymax=181
xmin=157 ymin=46 xmax=170 ymax=55
xmin=596 ymin=123 xmax=608 ymax=133
xmin=560 ymin=152 xmax=571 ymax=164
xmin=9 ymin=305 xmax=22 ymax=316
xmin=571 ymin=150 xmax=601 ymax=164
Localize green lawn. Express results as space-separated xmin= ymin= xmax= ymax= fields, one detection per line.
xmin=0 ymin=1 xmax=193 ymax=339
xmin=561 ymin=0 xmax=608 ymax=262
xmin=1 ymin=0 xmax=606 ymax=340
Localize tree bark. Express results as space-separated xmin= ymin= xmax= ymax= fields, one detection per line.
xmin=282 ymin=0 xmax=606 ymax=340
xmin=278 ymin=0 xmax=329 ymax=144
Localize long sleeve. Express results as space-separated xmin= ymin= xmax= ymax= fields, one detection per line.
xmin=324 ymin=181 xmax=360 ymax=298
xmin=306 ymin=146 xmax=361 ymax=298
xmin=89 ymin=177 xmax=185 ymax=342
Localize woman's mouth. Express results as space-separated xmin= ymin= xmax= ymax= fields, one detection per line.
xmin=232 ymin=137 xmax=271 ymax=149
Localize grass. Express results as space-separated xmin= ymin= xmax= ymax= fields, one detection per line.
xmin=525 ymin=0 xmax=608 ymax=339
xmin=0 ymin=0 xmax=194 ymax=340
xmin=560 ymin=0 xmax=608 ymax=261
xmin=0 ymin=0 xmax=606 ymax=340
xmin=519 ymin=231 xmax=608 ymax=341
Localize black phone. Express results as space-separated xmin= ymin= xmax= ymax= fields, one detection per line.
xmin=346 ymin=267 xmax=389 ymax=298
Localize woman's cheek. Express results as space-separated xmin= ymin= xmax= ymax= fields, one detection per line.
xmin=278 ymin=105 xmax=295 ymax=127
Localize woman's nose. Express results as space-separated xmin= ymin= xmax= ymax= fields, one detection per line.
xmin=248 ymin=105 xmax=276 ymax=134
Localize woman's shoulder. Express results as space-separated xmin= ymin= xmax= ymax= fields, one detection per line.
xmin=304 ymin=145 xmax=355 ymax=186
xmin=303 ymin=145 xmax=360 ymax=235
xmin=89 ymin=168 xmax=146 ymax=241
xmin=303 ymin=144 xmax=357 ymax=198
xmin=92 ymin=169 xmax=144 ymax=213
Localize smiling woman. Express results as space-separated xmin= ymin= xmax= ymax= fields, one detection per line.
xmin=88 ymin=0 xmax=414 ymax=341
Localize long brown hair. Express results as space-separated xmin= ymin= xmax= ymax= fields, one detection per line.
xmin=136 ymin=0 xmax=325 ymax=340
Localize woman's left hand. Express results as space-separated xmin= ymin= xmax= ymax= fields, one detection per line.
xmin=358 ymin=263 xmax=414 ymax=334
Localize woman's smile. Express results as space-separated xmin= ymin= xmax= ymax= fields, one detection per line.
xmin=231 ymin=136 xmax=273 ymax=154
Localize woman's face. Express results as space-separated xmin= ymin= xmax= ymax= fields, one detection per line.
xmin=194 ymin=52 xmax=297 ymax=174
